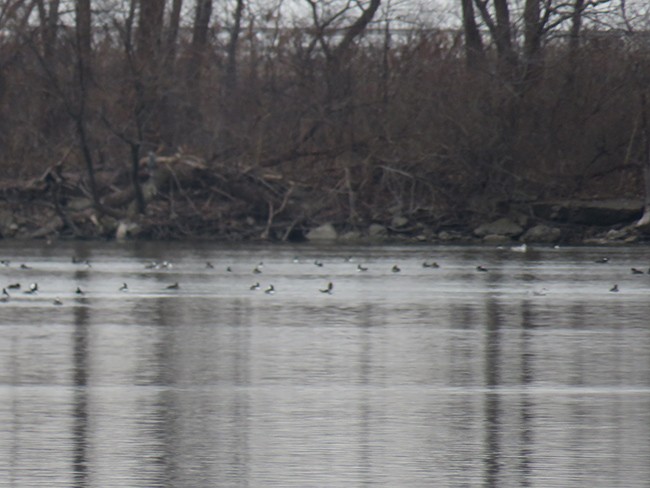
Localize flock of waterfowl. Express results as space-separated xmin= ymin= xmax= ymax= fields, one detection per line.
xmin=0 ymin=246 xmax=645 ymax=306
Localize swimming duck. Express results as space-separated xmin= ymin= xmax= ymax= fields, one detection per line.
xmin=357 ymin=264 xmax=368 ymax=272
xmin=609 ymin=284 xmax=619 ymax=292
xmin=264 ymin=284 xmax=275 ymax=294
xmin=422 ymin=261 xmax=440 ymax=268
xmin=476 ymin=265 xmax=488 ymax=272
xmin=314 ymin=260 xmax=324 ymax=267
xmin=595 ymin=257 xmax=609 ymax=264
xmin=392 ymin=265 xmax=401 ymax=273
xmin=206 ymin=261 xmax=214 ymax=269
xmin=2 ymin=288 xmax=9 ymax=298
xmin=75 ymin=287 xmax=84 ymax=295
xmin=250 ymin=282 xmax=260 ymax=290
xmin=20 ymin=264 xmax=31 ymax=270
xmin=166 ymin=282 xmax=179 ymax=290
xmin=253 ymin=266 xmax=262 ymax=274
xmin=24 ymin=283 xmax=38 ymax=294
xmin=53 ymin=298 xmax=63 ymax=306
xmin=631 ymin=268 xmax=644 ymax=275
xmin=320 ymin=282 xmax=333 ymax=294
xmin=119 ymin=283 xmax=128 ymax=292
xmin=7 ymin=283 xmax=20 ymax=289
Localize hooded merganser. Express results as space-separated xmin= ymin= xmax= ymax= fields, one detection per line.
xmin=166 ymin=282 xmax=179 ymax=290
xmin=609 ymin=284 xmax=619 ymax=292
xmin=357 ymin=264 xmax=368 ymax=272
xmin=264 ymin=284 xmax=275 ymax=294
xmin=320 ymin=282 xmax=333 ymax=294
xmin=392 ymin=265 xmax=401 ymax=273
xmin=119 ymin=283 xmax=128 ymax=291
xmin=250 ymin=282 xmax=260 ymax=290
xmin=7 ymin=283 xmax=20 ymax=289
xmin=75 ymin=287 xmax=84 ymax=295
xmin=476 ymin=265 xmax=488 ymax=272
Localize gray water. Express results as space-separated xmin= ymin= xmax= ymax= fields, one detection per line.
xmin=0 ymin=241 xmax=649 ymax=487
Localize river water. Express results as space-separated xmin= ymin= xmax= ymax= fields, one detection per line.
xmin=0 ymin=241 xmax=648 ymax=487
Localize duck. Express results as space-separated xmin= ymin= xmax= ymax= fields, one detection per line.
xmin=119 ymin=283 xmax=128 ymax=292
xmin=391 ymin=265 xmax=401 ymax=273
xmin=1 ymin=289 xmax=9 ymax=302
xmin=476 ymin=265 xmax=489 ymax=272
xmin=206 ymin=261 xmax=214 ymax=269
xmin=609 ymin=284 xmax=619 ymax=293
xmin=314 ymin=260 xmax=324 ymax=267
xmin=249 ymin=282 xmax=260 ymax=290
xmin=264 ymin=284 xmax=275 ymax=294
xmin=20 ymin=263 xmax=31 ymax=270
xmin=595 ymin=257 xmax=609 ymax=264
xmin=75 ymin=287 xmax=84 ymax=295
xmin=53 ymin=298 xmax=63 ymax=306
xmin=357 ymin=264 xmax=368 ymax=272
xmin=320 ymin=282 xmax=333 ymax=294
xmin=631 ymin=268 xmax=644 ymax=275
xmin=253 ymin=266 xmax=262 ymax=274
xmin=7 ymin=283 xmax=20 ymax=289
xmin=24 ymin=283 xmax=38 ymax=294
xmin=166 ymin=282 xmax=180 ymax=290
xmin=422 ymin=261 xmax=439 ymax=268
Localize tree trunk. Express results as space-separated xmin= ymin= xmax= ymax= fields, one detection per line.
xmin=224 ymin=0 xmax=245 ymax=94
xmin=637 ymin=92 xmax=650 ymax=229
xmin=460 ymin=0 xmax=485 ymax=70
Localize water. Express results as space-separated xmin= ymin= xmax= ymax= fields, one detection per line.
xmin=0 ymin=241 xmax=649 ymax=487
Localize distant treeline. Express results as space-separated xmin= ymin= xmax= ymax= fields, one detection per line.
xmin=0 ymin=0 xmax=648 ymax=228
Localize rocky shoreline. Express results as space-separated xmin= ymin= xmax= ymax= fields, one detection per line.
xmin=0 ymin=155 xmax=647 ymax=246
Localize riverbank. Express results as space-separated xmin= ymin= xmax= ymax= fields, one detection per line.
xmin=0 ymin=155 xmax=647 ymax=246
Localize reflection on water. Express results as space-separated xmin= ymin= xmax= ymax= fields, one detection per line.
xmin=0 ymin=242 xmax=649 ymax=487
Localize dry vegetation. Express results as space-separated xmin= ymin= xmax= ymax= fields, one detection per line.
xmin=0 ymin=0 xmax=649 ymax=239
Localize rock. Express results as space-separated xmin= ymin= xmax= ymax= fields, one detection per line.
xmin=521 ymin=224 xmax=562 ymax=243
xmin=368 ymin=223 xmax=388 ymax=237
xmin=391 ymin=215 xmax=409 ymax=228
xmin=482 ymin=234 xmax=512 ymax=244
xmin=532 ymin=199 xmax=643 ymax=226
xmin=306 ymin=223 xmax=338 ymax=241
xmin=339 ymin=230 xmax=362 ymax=241
xmin=116 ymin=220 xmax=141 ymax=240
xmin=474 ymin=218 xmax=523 ymax=238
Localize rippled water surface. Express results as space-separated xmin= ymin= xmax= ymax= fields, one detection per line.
xmin=0 ymin=241 xmax=649 ymax=487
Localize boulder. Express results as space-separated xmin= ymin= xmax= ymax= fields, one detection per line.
xmin=368 ymin=223 xmax=388 ymax=237
xmin=532 ymin=199 xmax=643 ymax=226
xmin=521 ymin=224 xmax=562 ymax=243
xmin=306 ymin=223 xmax=338 ymax=241
xmin=474 ymin=218 xmax=523 ymax=238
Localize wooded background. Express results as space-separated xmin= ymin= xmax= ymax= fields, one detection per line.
xmin=1 ymin=0 xmax=649 ymax=230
